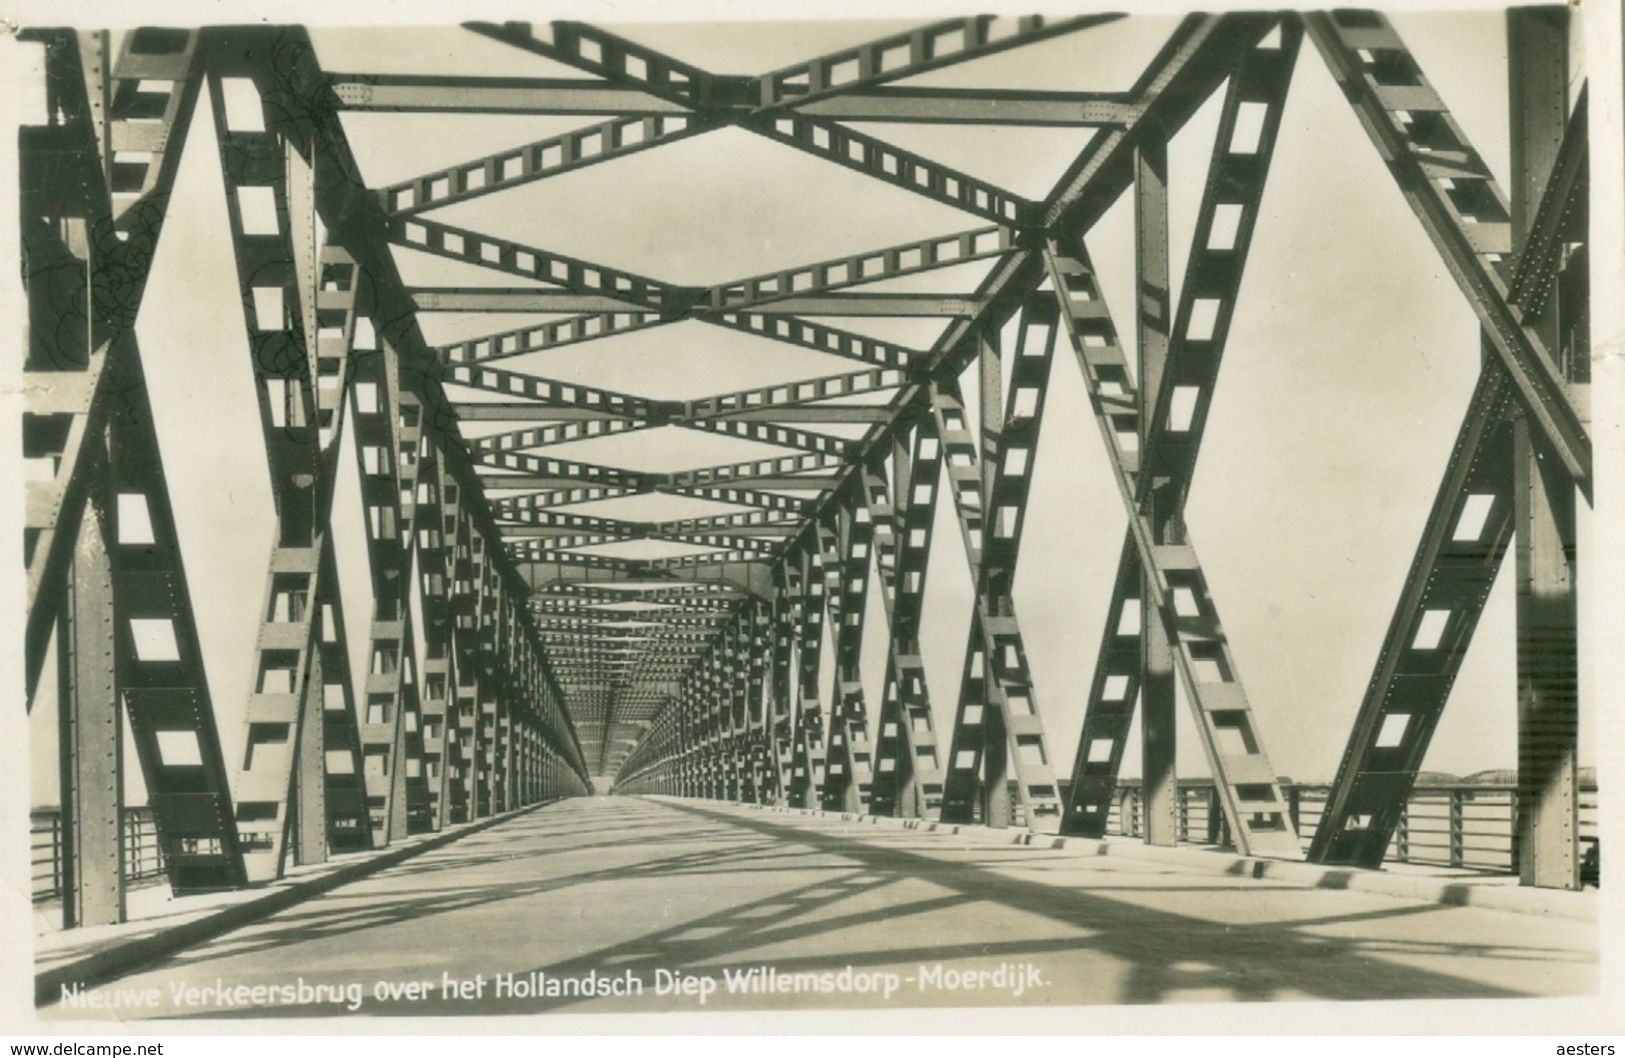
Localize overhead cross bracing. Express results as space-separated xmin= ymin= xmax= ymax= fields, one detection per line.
xmin=356 ymin=12 xmax=1271 ymax=795
xmin=19 ymin=5 xmax=1595 ymax=937
xmin=340 ymin=13 xmax=1189 ymax=790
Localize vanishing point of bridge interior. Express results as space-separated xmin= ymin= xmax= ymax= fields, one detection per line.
xmin=17 ymin=4 xmax=1600 ymax=1015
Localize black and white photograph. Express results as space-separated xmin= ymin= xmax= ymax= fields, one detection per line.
xmin=1 ymin=0 xmax=1622 ymax=1042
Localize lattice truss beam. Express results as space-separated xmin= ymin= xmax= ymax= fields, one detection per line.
xmin=23 ymin=6 xmax=1593 ymax=923
xmin=21 ymin=25 xmax=594 ymax=921
xmin=604 ymin=8 xmax=1591 ymax=883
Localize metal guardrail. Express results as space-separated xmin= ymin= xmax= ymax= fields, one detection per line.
xmin=30 ymin=807 xmax=168 ymax=903
xmin=1100 ymin=781 xmax=1599 ymax=873
xmin=35 ymin=782 xmax=1598 ymax=899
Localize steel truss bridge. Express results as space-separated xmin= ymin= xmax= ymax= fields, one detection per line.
xmin=20 ymin=6 xmax=1594 ymax=944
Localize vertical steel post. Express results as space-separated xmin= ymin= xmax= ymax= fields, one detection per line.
xmin=1134 ymin=133 xmax=1178 ymax=848
xmin=293 ymin=646 xmax=327 ymax=865
xmin=1509 ymin=6 xmax=1579 ymax=890
xmin=58 ymin=460 xmax=124 ymax=928
xmin=977 ymin=327 xmax=1010 ymax=829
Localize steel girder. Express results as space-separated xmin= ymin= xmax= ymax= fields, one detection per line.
xmin=612 ymin=7 xmax=1591 ymax=892
xmin=26 ymin=8 xmax=1594 ymax=905
xmin=1046 ymin=235 xmax=1302 ymax=858
xmin=328 ymin=74 xmax=1136 ymax=128
xmin=22 ymin=28 xmax=251 ymax=906
xmin=863 ymin=419 xmax=947 ymax=819
xmin=1056 ymin=22 xmax=1301 ymax=845
xmin=22 ymin=29 xmax=204 ymax=702
xmin=22 ymin=25 xmax=596 ymax=920
xmin=442 ymin=8 xmax=1573 ymax=884
xmin=611 ymin=13 xmax=1292 ymax=808
xmin=1304 ymin=11 xmax=1590 ymax=882
xmin=926 ymin=301 xmax=1063 ymax=830
xmin=812 ymin=494 xmax=877 ymax=813
xmin=205 ymin=48 xmax=384 ymax=876
xmin=507 ymin=13 xmax=1279 ymax=801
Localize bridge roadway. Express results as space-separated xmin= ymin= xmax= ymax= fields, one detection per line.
xmin=47 ymin=797 xmax=1595 ymax=1017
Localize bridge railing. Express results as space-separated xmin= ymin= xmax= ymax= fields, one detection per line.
xmin=34 ymin=782 xmax=1598 ymax=899
xmin=30 ymin=807 xmax=168 ymax=903
xmin=1092 ymin=781 xmax=1599 ymax=872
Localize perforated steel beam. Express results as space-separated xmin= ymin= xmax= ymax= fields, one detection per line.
xmin=1059 ymin=20 xmax=1300 ymax=841
xmin=23 ymin=28 xmax=204 ymax=706
xmin=786 ymin=548 xmax=828 ymax=809
xmin=930 ymin=299 xmax=1063 ymax=831
xmin=1048 ymin=236 xmax=1302 ymax=858
xmin=22 ymin=28 xmax=251 ymax=916
xmin=813 ymin=497 xmax=875 ymax=813
xmin=31 ymin=13 xmax=1589 ymax=899
xmin=610 ymin=13 xmax=1286 ymax=811
xmin=1305 ymin=11 xmax=1590 ymax=497
xmin=1307 ymin=15 xmax=1589 ymax=878
xmin=749 ymin=15 xmax=1123 ymax=111
xmin=863 ymin=419 xmax=946 ymax=819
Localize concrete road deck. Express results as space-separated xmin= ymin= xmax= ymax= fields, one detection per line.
xmin=43 ymin=796 xmax=1596 ymax=1019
